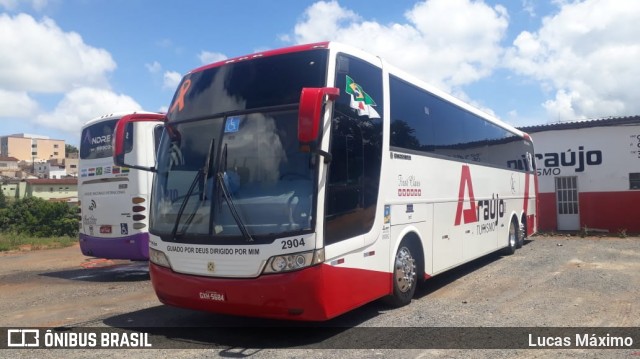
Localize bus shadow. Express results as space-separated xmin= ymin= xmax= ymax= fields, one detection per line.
xmin=413 ymin=250 xmax=505 ymax=299
xmin=101 ymin=300 xmax=387 ymax=349
xmin=97 ymin=244 xmax=533 ymax=349
xmin=41 ymin=261 xmax=149 ymax=282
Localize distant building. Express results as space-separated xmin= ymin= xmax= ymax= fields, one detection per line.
xmin=34 ymin=161 xmax=66 ymax=179
xmin=0 ymin=181 xmax=24 ymax=200
xmin=65 ymin=157 xmax=79 ymax=177
xmin=0 ymin=156 xmax=20 ymax=177
xmin=521 ymin=116 xmax=640 ymax=233
xmin=0 ymin=133 xmax=65 ymax=163
xmin=23 ymin=178 xmax=78 ymax=202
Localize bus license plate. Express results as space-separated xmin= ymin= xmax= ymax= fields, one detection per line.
xmin=100 ymin=225 xmax=112 ymax=234
xmin=199 ymin=291 xmax=226 ymax=301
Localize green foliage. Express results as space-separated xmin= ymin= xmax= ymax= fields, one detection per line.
xmin=0 ymin=232 xmax=76 ymax=251
xmin=0 ymin=197 xmax=78 ymax=238
xmin=65 ymin=144 xmax=79 ymax=154
xmin=0 ymin=189 xmax=6 ymax=209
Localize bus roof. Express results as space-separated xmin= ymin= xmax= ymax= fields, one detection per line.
xmin=190 ymin=42 xmax=331 ymax=75
xmin=183 ymin=41 xmax=527 ymax=139
xmin=82 ymin=111 xmax=163 ymax=128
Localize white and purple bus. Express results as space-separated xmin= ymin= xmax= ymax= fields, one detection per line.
xmin=78 ymin=112 xmax=164 ymax=260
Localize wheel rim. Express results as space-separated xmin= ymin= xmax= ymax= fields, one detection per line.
xmin=394 ymin=247 xmax=416 ymax=293
xmin=509 ymin=223 xmax=517 ymax=248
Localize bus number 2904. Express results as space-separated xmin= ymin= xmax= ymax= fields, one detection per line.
xmin=281 ymin=238 xmax=306 ymax=250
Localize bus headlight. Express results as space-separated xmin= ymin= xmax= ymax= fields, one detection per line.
xmin=263 ymin=248 xmax=325 ymax=274
xmin=149 ymin=248 xmax=172 ymax=269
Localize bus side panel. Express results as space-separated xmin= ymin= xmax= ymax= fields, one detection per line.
xmin=432 ymin=201 xmax=464 ymax=274
xmin=388 ymin=203 xmax=433 ymax=276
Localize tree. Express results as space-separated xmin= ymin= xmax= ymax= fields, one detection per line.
xmin=65 ymin=144 xmax=79 ymax=155
xmin=0 ymin=197 xmax=77 ymax=237
xmin=0 ymin=189 xmax=6 ymax=209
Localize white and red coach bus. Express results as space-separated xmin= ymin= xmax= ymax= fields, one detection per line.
xmin=113 ymin=42 xmax=537 ymax=320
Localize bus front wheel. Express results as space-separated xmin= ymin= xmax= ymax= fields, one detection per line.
xmin=383 ymin=239 xmax=418 ymax=307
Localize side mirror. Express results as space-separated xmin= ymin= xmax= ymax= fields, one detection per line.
xmin=113 ymin=113 xmax=166 ymax=172
xmin=298 ymin=87 xmax=339 ymax=145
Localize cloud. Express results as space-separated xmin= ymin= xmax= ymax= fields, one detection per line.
xmin=288 ymin=0 xmax=508 ymax=91
xmin=505 ymin=0 xmax=640 ymax=121
xmin=36 ymin=87 xmax=142 ymax=137
xmin=0 ymin=89 xmax=39 ymax=117
xmin=163 ymin=71 xmax=182 ymax=90
xmin=0 ymin=0 xmax=48 ymax=11
xmin=292 ymin=1 xmax=359 ymax=44
xmin=0 ymin=13 xmax=133 ymax=141
xmin=198 ymin=51 xmax=227 ymax=65
xmin=521 ymin=0 xmax=536 ymax=17
xmin=0 ymin=13 xmax=116 ymax=93
xmin=145 ymin=61 xmax=162 ymax=73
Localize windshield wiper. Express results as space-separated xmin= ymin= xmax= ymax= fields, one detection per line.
xmin=202 ymin=138 xmax=215 ymax=201
xmin=171 ymin=138 xmax=215 ymax=239
xmin=217 ymin=171 xmax=253 ymax=242
xmin=215 ymin=143 xmax=253 ymax=241
xmin=170 ymin=169 xmax=203 ymax=240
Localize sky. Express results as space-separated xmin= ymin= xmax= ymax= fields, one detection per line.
xmin=1 ymin=0 xmax=639 ymax=146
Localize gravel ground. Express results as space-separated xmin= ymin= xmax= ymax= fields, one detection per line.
xmin=1 ymin=235 xmax=638 ymax=358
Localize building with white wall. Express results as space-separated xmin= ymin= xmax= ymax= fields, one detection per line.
xmin=521 ymin=116 xmax=640 ymax=234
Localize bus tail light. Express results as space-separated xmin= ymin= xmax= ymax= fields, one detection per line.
xmin=149 ymin=248 xmax=172 ymax=269
xmin=263 ymin=248 xmax=325 ymax=274
xmin=132 ymin=197 xmax=146 ymax=204
xmin=133 ymin=223 xmax=147 ymax=230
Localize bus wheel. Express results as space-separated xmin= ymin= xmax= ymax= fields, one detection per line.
xmin=383 ymin=240 xmax=418 ymax=307
xmin=502 ymin=219 xmax=518 ymax=255
xmin=517 ymin=220 xmax=525 ymax=249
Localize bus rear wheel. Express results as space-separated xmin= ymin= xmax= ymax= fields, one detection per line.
xmin=517 ymin=220 xmax=526 ymax=248
xmin=383 ymin=240 xmax=418 ymax=307
xmin=502 ymin=219 xmax=518 ymax=255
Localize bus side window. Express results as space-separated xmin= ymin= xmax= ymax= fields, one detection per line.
xmin=326 ymin=116 xmax=364 ymax=213
xmin=325 ymin=54 xmax=383 ymax=245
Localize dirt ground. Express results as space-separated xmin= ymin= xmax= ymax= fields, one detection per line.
xmin=0 ymin=244 xmax=156 ymax=327
xmin=1 ymin=236 xmax=638 ymax=357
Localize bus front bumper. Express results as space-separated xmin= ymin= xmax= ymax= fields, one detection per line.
xmin=79 ymin=232 xmax=149 ymax=261
xmin=150 ymin=261 xmax=391 ymax=321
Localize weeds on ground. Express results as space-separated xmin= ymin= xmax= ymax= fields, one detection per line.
xmin=0 ymin=232 xmax=77 ymax=252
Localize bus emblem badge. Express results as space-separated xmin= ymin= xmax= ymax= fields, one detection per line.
xmin=207 ymin=262 xmax=215 ymax=272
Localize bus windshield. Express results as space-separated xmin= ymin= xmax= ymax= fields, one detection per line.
xmin=151 ymin=50 xmax=328 ymax=243
xmin=80 ymin=118 xmax=134 ymax=160
xmin=152 ymin=110 xmax=315 ymax=242
xmin=80 ymin=119 xmax=117 ymax=160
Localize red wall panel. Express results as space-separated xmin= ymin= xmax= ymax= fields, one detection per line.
xmin=537 ymin=191 xmax=640 ymax=233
